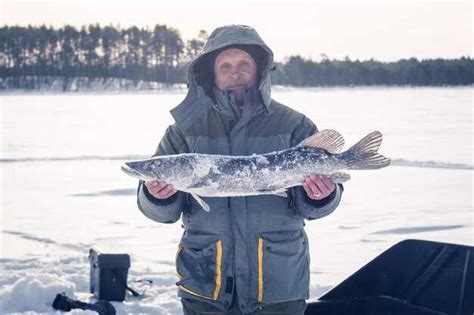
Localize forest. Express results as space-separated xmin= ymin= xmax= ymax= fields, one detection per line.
xmin=0 ymin=24 xmax=472 ymax=90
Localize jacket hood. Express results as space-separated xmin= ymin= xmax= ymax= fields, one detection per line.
xmin=171 ymin=25 xmax=274 ymax=132
xmin=188 ymin=25 xmax=274 ymax=107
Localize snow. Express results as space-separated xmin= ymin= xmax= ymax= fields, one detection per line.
xmin=1 ymin=87 xmax=472 ymax=314
xmin=0 ymin=272 xmax=76 ymax=313
xmin=255 ymin=155 xmax=269 ymax=165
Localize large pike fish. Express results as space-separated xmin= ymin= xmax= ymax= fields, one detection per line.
xmin=122 ymin=130 xmax=391 ymax=211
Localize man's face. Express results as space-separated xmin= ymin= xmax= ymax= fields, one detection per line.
xmin=213 ymin=48 xmax=258 ymax=92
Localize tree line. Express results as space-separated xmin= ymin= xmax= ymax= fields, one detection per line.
xmin=274 ymin=55 xmax=473 ymax=86
xmin=0 ymin=24 xmax=472 ymax=89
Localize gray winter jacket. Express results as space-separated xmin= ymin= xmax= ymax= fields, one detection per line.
xmin=136 ymin=25 xmax=343 ymax=313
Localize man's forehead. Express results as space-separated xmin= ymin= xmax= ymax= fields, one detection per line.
xmin=215 ymin=48 xmax=255 ymax=64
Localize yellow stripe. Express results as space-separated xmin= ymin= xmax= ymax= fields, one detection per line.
xmin=258 ymin=237 xmax=264 ymax=302
xmin=213 ymin=240 xmax=223 ymax=300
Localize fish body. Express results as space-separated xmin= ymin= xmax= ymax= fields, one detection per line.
xmin=122 ymin=130 xmax=391 ymax=211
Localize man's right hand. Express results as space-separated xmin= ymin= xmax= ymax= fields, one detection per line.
xmin=144 ymin=181 xmax=177 ymax=199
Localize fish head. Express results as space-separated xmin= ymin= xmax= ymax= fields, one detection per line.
xmin=121 ymin=158 xmax=165 ymax=181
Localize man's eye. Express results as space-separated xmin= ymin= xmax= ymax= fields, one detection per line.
xmin=220 ymin=64 xmax=231 ymax=71
xmin=239 ymin=61 xmax=250 ymax=68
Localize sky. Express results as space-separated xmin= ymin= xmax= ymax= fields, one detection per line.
xmin=0 ymin=0 xmax=472 ymax=62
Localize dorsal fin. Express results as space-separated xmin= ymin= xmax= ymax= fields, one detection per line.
xmin=299 ymin=129 xmax=345 ymax=154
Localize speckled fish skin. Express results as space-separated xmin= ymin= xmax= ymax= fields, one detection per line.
xmin=121 ymin=130 xmax=391 ymax=198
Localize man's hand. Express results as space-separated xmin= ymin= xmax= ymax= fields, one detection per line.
xmin=302 ymin=175 xmax=336 ymax=200
xmin=144 ymin=181 xmax=177 ymax=199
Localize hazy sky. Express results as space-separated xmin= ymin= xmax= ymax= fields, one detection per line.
xmin=1 ymin=0 xmax=471 ymax=62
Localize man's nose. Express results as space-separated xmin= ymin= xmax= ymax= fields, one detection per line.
xmin=230 ymin=72 xmax=243 ymax=79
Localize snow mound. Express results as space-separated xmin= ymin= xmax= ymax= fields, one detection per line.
xmin=0 ymin=273 xmax=75 ymax=313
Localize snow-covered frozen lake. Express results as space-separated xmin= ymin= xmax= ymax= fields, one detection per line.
xmin=1 ymin=87 xmax=473 ymax=314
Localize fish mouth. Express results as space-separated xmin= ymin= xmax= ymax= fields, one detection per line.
xmin=121 ymin=163 xmax=151 ymax=181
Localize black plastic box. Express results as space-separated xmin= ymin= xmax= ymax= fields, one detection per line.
xmin=306 ymin=239 xmax=473 ymax=315
xmin=89 ymin=248 xmax=131 ymax=302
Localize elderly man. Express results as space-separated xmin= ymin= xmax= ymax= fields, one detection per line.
xmin=137 ymin=25 xmax=343 ymax=314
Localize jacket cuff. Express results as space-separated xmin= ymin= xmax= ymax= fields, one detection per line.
xmin=142 ymin=184 xmax=179 ymax=206
xmin=303 ymin=184 xmax=338 ymax=207
xmin=137 ymin=183 xmax=184 ymax=223
xmin=292 ymin=184 xmax=344 ymax=220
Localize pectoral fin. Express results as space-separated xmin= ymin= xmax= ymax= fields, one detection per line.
xmin=271 ymin=189 xmax=288 ymax=198
xmin=191 ymin=193 xmax=210 ymax=212
xmin=257 ymin=188 xmax=288 ymax=198
xmin=329 ymin=172 xmax=351 ymax=183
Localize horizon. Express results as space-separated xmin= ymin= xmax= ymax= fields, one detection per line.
xmin=1 ymin=0 xmax=472 ymax=63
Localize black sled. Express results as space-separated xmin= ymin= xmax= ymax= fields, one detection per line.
xmin=306 ymin=239 xmax=473 ymax=315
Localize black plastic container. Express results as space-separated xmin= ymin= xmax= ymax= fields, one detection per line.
xmin=89 ymin=248 xmax=131 ymax=302
xmin=306 ymin=239 xmax=473 ymax=315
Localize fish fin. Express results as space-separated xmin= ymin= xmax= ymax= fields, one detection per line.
xmin=257 ymin=187 xmax=288 ymax=198
xmin=271 ymin=190 xmax=288 ymax=198
xmin=191 ymin=193 xmax=210 ymax=212
xmin=341 ymin=131 xmax=391 ymax=170
xmin=299 ymin=129 xmax=345 ymax=154
xmin=329 ymin=172 xmax=351 ymax=183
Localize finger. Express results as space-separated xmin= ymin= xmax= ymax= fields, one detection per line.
xmin=148 ymin=184 xmax=171 ymax=197
xmin=312 ymin=175 xmax=330 ymax=193
xmin=155 ymin=184 xmax=173 ymax=194
xmin=161 ymin=188 xmax=177 ymax=199
xmin=144 ymin=181 xmax=156 ymax=189
xmin=156 ymin=184 xmax=175 ymax=198
xmin=305 ymin=177 xmax=322 ymax=198
xmin=153 ymin=182 xmax=173 ymax=195
xmin=146 ymin=180 xmax=165 ymax=191
xmin=302 ymin=182 xmax=314 ymax=198
xmin=310 ymin=175 xmax=330 ymax=196
xmin=302 ymin=182 xmax=318 ymax=200
xmin=155 ymin=181 xmax=169 ymax=190
xmin=320 ymin=176 xmax=336 ymax=192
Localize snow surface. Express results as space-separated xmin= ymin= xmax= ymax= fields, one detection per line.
xmin=1 ymin=87 xmax=473 ymax=314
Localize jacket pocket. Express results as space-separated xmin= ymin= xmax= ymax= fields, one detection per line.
xmin=176 ymin=238 xmax=223 ymax=301
xmin=257 ymin=229 xmax=309 ymax=303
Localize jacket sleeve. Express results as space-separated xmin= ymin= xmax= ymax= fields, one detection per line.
xmin=136 ymin=124 xmax=189 ymax=224
xmin=289 ymin=116 xmax=344 ymax=220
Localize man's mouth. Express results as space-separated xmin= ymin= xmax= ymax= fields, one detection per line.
xmin=226 ymin=83 xmax=247 ymax=89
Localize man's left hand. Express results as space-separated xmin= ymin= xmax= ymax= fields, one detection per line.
xmin=302 ymin=175 xmax=336 ymax=200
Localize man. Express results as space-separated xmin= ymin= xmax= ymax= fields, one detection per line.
xmin=137 ymin=25 xmax=343 ymax=314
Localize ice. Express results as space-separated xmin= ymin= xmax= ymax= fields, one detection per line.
xmin=1 ymin=87 xmax=472 ymax=313
xmin=255 ymin=155 xmax=269 ymax=165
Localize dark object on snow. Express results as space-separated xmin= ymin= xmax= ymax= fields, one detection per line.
xmin=89 ymin=248 xmax=134 ymax=301
xmin=52 ymin=292 xmax=116 ymax=315
xmin=306 ymin=239 xmax=473 ymax=315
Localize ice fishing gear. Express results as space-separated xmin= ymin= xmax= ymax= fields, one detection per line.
xmin=89 ymin=248 xmax=133 ymax=301
xmin=88 ymin=248 xmax=152 ymax=301
xmin=51 ymin=292 xmax=116 ymax=315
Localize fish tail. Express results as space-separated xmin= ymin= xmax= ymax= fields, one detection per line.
xmin=340 ymin=131 xmax=391 ymax=170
